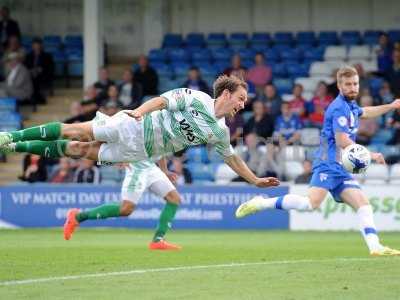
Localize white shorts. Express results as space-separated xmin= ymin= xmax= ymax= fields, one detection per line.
xmin=121 ymin=164 xmax=176 ymax=204
xmin=92 ymin=111 xmax=148 ymax=163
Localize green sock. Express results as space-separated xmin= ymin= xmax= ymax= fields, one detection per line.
xmin=11 ymin=122 xmax=62 ymax=142
xmin=76 ymin=204 xmax=121 ymax=223
xmin=15 ymin=140 xmax=68 ymax=158
xmin=153 ymin=203 xmax=178 ymax=242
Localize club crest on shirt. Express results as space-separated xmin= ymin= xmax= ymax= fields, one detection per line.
xmin=337 ymin=116 xmax=347 ymax=127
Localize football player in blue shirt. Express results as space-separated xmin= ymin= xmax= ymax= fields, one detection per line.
xmin=236 ymin=66 xmax=400 ymax=256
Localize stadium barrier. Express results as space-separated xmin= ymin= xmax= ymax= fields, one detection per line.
xmin=0 ymin=184 xmax=289 ymax=229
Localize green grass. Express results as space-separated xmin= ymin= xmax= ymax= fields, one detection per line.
xmin=1 ymin=229 xmax=400 ymax=300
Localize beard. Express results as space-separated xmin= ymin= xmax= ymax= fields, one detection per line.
xmin=343 ymin=91 xmax=358 ymax=100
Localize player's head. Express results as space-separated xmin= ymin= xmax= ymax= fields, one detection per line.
xmin=336 ymin=66 xmax=359 ymax=100
xmin=213 ymin=75 xmax=248 ymax=117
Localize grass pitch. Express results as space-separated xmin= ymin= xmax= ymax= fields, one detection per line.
xmin=1 ymin=229 xmax=400 ymax=300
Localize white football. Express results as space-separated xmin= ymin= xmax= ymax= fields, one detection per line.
xmin=341 ymin=144 xmax=371 ymax=174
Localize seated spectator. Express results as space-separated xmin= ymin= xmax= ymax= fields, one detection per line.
xmin=101 ymin=84 xmax=123 ymax=109
xmin=73 ymin=159 xmax=100 ymax=184
xmin=0 ymin=6 xmax=21 ymax=46
xmin=48 ymin=157 xmax=74 ymax=183
xmin=243 ymin=100 xmax=274 ymax=141
xmin=260 ymin=83 xmax=282 ymax=120
xmin=384 ymin=48 xmax=400 ymax=97
xmin=0 ymin=52 xmax=33 ymax=102
xmin=94 ymin=67 xmax=115 ymax=103
xmin=273 ymin=102 xmax=302 ymax=145
xmin=118 ymin=68 xmax=143 ymax=109
xmin=24 ymin=37 xmax=54 ymax=104
xmin=65 ymin=86 xmax=98 ymax=123
xmin=3 ymin=34 xmax=25 ymax=60
xmin=247 ymin=53 xmax=272 ymax=96
xmin=170 ymin=157 xmax=192 ymax=184
xmin=308 ymin=81 xmax=333 ymax=127
xmin=375 ymin=33 xmax=393 ymax=73
xmin=19 ymin=154 xmax=47 ymax=183
xmin=225 ymin=113 xmax=244 ymax=146
xmin=182 ymin=66 xmax=210 ymax=94
xmin=288 ymin=84 xmax=307 ymax=120
xmin=387 ymin=108 xmax=400 ymax=145
xmin=134 ymin=55 xmax=158 ymax=96
xmin=295 ymin=160 xmax=312 ymax=184
xmin=223 ymin=54 xmax=247 ymax=76
xmin=101 ymin=100 xmax=121 ymax=117
xmin=376 ymin=80 xmax=394 ymax=105
xmin=356 ymin=95 xmax=378 ymax=145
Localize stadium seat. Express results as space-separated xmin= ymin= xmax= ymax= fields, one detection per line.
xmin=214 ymin=163 xmax=237 ymax=184
xmin=186 ymin=33 xmax=205 ymax=47
xmin=388 ymin=30 xmax=400 ymax=42
xmin=347 ymin=46 xmax=371 ymax=61
xmin=211 ymin=48 xmax=233 ymax=63
xmin=207 ymin=33 xmax=227 ymax=48
xmin=296 ymin=31 xmax=316 ymax=46
xmin=303 ymin=47 xmax=324 ymax=62
xmin=369 ymin=77 xmax=385 ymax=97
xmin=295 ymin=77 xmax=320 ymax=93
xmin=389 ymin=163 xmax=400 ymax=184
xmin=163 ymin=33 xmax=183 ymax=48
xmin=364 ymin=163 xmax=389 ymax=184
xmin=340 ymin=30 xmax=362 ymax=46
xmin=186 ymin=146 xmax=209 ymax=163
xmin=271 ymin=64 xmax=288 ymax=78
xmin=363 ymin=30 xmax=380 ymax=46
xmin=228 ymin=33 xmax=249 ymax=48
xmin=250 ymin=32 xmax=271 ymax=47
xmin=280 ymin=49 xmax=301 ymax=63
xmin=318 ymin=31 xmax=338 ymax=46
xmin=148 ymin=49 xmax=168 ymax=64
xmin=0 ymin=112 xmax=21 ymax=131
xmin=186 ymin=162 xmax=214 ymax=181
xmin=281 ymin=146 xmax=306 ymax=162
xmin=168 ymin=48 xmax=190 ymax=63
xmin=171 ymin=62 xmax=190 ymax=78
xmin=208 ymin=148 xmax=224 ymax=164
xmin=191 ymin=49 xmax=212 ymax=64
xmin=273 ymin=78 xmax=293 ymax=95
xmin=284 ymin=160 xmax=304 ymax=181
xmin=300 ymin=128 xmax=320 ymax=146
xmin=286 ymin=63 xmax=309 ymax=79
xmin=381 ymin=145 xmax=400 ymax=157
xmin=274 ymin=32 xmax=294 ymax=45
xmin=263 ymin=48 xmax=280 ymax=63
xmin=0 ymin=98 xmax=17 ymax=112
xmin=158 ymin=79 xmax=180 ymax=93
xmin=235 ymin=48 xmax=255 ymax=61
xmin=152 ymin=63 xmax=173 ymax=80
xmin=370 ymin=129 xmax=393 ymax=145
xmin=324 ymin=46 xmax=347 ymax=61
xmin=309 ymin=62 xmax=333 ymax=77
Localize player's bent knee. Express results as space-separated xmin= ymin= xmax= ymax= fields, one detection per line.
xmin=120 ymin=201 xmax=135 ymax=216
xmin=165 ymin=190 xmax=181 ymax=205
xmin=62 ymin=122 xmax=94 ymax=142
xmin=66 ymin=141 xmax=90 ymax=157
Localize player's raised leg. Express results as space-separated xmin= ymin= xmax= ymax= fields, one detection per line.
xmin=236 ymin=187 xmax=326 ymax=218
xmin=340 ymin=188 xmax=400 ymax=256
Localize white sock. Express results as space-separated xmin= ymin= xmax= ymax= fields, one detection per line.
xmin=357 ymin=205 xmax=383 ymax=252
xmin=253 ymin=194 xmax=313 ymax=211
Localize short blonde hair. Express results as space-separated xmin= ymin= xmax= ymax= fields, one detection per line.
xmin=213 ymin=75 xmax=248 ymax=98
xmin=336 ymin=66 xmax=358 ymax=83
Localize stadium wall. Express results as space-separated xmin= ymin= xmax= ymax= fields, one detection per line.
xmin=5 ymin=0 xmax=400 ymax=57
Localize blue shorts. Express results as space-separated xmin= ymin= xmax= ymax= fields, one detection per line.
xmin=309 ymin=162 xmax=361 ymax=203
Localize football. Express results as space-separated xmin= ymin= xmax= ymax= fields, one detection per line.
xmin=341 ymin=144 xmax=372 ymax=174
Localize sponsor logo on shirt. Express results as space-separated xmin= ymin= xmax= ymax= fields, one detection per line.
xmin=179 ymin=118 xmax=199 ymax=143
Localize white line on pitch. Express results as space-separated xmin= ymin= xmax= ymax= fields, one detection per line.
xmin=0 ymin=257 xmax=393 ymax=286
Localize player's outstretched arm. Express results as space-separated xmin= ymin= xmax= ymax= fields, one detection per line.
xmin=124 ymin=97 xmax=167 ymax=120
xmin=361 ymin=99 xmax=400 ymax=119
xmin=224 ymin=154 xmax=280 ymax=187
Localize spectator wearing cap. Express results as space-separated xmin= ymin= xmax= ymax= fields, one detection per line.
xmin=0 ymin=6 xmax=20 ymax=46
xmin=118 ymin=69 xmax=143 ymax=109
xmin=94 ymin=67 xmax=115 ymax=103
xmin=182 ymin=66 xmax=210 ymax=95
xmin=134 ymin=55 xmax=158 ymax=96
xmin=0 ymin=52 xmax=33 ymax=102
xmin=64 ymin=85 xmax=98 ymax=123
xmin=24 ymin=37 xmax=54 ymax=104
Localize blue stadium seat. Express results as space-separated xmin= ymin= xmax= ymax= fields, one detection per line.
xmin=250 ymin=32 xmax=271 ymax=47
xmin=171 ymin=62 xmax=190 ymax=78
xmin=241 ymin=59 xmax=254 ymax=69
xmin=186 ymin=33 xmax=205 ymax=47
xmin=341 ymin=31 xmax=361 ymax=46
xmin=250 ymin=45 xmax=269 ymax=52
xmin=211 ymin=48 xmax=233 ymax=63
xmin=363 ymin=30 xmax=381 ymax=46
xmin=271 ymin=63 xmax=287 ymax=78
xmin=235 ymin=48 xmax=255 ymax=60
xmin=148 ymin=49 xmax=168 ymax=64
xmin=286 ymin=63 xmax=309 ymax=79
xmin=191 ymin=49 xmax=212 ymax=64
xmin=388 ymin=30 xmax=400 ymax=42
xmin=162 ymin=33 xmax=183 ymax=48
xmin=208 ymin=149 xmax=224 ymax=164
xmin=318 ymin=31 xmax=338 ymax=46
xmin=296 ymin=31 xmax=316 ymax=46
xmin=0 ymin=98 xmax=17 ymax=112
xmin=53 ymin=52 xmax=66 ymax=77
xmin=186 ymin=146 xmax=209 ymax=163
xmin=198 ymin=64 xmax=218 ymax=77
xmin=303 ymin=47 xmax=324 ymax=62
xmin=263 ymin=48 xmax=280 ymax=63
xmin=168 ymin=48 xmax=190 ymax=63
xmin=186 ymin=162 xmax=215 ymax=181
xmin=228 ymin=32 xmax=249 ymax=48
xmin=151 ymin=63 xmax=172 ymax=79
xmin=0 ymin=112 xmax=21 ymax=131
xmin=214 ymin=61 xmax=230 ymax=73
xmin=381 ymin=145 xmax=400 ymax=157
xmin=273 ymin=32 xmax=293 ymax=45
xmin=273 ymin=78 xmax=293 ymax=95
xmin=43 ymin=35 xmax=62 ymax=47
xmin=207 ymin=33 xmax=227 ymax=48
xmin=369 ymin=77 xmax=385 ymax=97
xmin=280 ymin=49 xmax=301 ymax=63
xmin=64 ymin=35 xmax=83 ymax=48
xmin=159 ymin=79 xmax=181 ymax=93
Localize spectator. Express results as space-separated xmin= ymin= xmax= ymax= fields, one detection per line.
xmin=170 ymin=157 xmax=192 ymax=184
xmin=376 ymin=80 xmax=394 ymax=105
xmin=101 ymin=100 xmax=121 ymax=117
xmin=375 ymin=33 xmax=393 ymax=73
xmin=308 ymin=81 xmax=333 ymax=127
xmin=288 ymin=84 xmax=307 ymax=120
xmin=243 ymin=100 xmax=274 ymax=140
xmin=19 ymin=154 xmax=47 ymax=183
xmin=24 ymin=37 xmax=54 ymax=104
xmin=225 ymin=113 xmax=244 ymax=146
xmin=0 ymin=6 xmax=20 ymax=45
xmin=0 ymin=52 xmax=33 ymax=102
xmin=101 ymin=84 xmax=123 ymax=109
xmin=134 ymin=55 xmax=158 ymax=96
xmin=118 ymin=69 xmax=143 ymax=109
xmin=260 ymin=83 xmax=282 ymax=120
xmin=384 ymin=48 xmax=400 ymax=97
xmin=247 ymin=53 xmax=272 ymax=95
xmin=73 ymin=159 xmax=100 ymax=184
xmin=387 ymin=108 xmax=400 ymax=145
xmin=64 ymin=86 xmax=98 ymax=123
xmin=223 ymin=54 xmax=247 ymax=76
xmin=353 ymin=63 xmax=369 ymax=91
xmin=356 ymin=95 xmax=378 ymax=145
xmin=94 ymin=67 xmax=115 ymax=103
xmin=294 ymin=160 xmax=313 ymax=184
xmin=273 ymin=102 xmax=302 ymax=145
xmin=48 ymin=157 xmax=74 ymax=183
xmin=3 ymin=34 xmax=25 ymax=60
xmin=182 ymin=66 xmax=210 ymax=94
